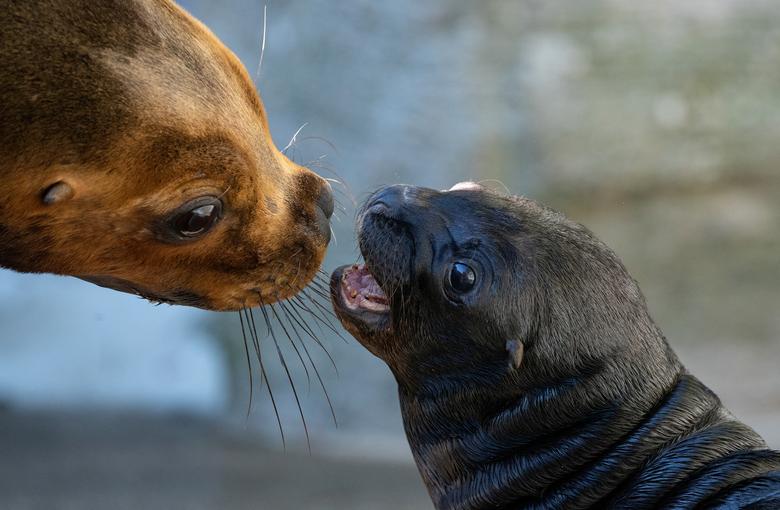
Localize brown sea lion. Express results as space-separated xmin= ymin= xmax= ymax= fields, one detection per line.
xmin=331 ymin=183 xmax=780 ymax=509
xmin=0 ymin=0 xmax=333 ymax=311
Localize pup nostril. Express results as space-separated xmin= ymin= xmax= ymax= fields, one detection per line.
xmin=367 ymin=202 xmax=390 ymax=217
xmin=367 ymin=184 xmax=420 ymax=214
xmin=317 ymin=180 xmax=335 ymax=219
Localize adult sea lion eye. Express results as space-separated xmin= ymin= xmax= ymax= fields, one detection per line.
xmin=448 ymin=262 xmax=477 ymax=293
xmin=172 ymin=199 xmax=222 ymax=237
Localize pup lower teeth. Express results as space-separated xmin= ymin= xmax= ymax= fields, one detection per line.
xmin=351 ymin=290 xmax=358 ymax=298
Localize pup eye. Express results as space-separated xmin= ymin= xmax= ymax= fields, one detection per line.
xmin=172 ymin=199 xmax=222 ymax=238
xmin=448 ymin=262 xmax=476 ymax=293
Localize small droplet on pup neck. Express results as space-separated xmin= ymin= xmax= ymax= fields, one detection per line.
xmin=506 ymin=339 xmax=524 ymax=369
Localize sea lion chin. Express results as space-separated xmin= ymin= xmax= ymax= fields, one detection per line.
xmin=331 ymin=184 xmax=780 ymax=510
xmin=0 ymin=0 xmax=333 ymax=311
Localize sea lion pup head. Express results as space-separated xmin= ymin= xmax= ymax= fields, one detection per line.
xmin=331 ymin=184 xmax=689 ymax=507
xmin=332 ymin=186 xmax=780 ymax=510
xmin=331 ymin=183 xmax=675 ymax=390
xmin=0 ymin=0 xmax=333 ymax=310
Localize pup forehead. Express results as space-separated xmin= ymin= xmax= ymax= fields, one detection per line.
xmin=429 ymin=188 xmax=536 ymax=234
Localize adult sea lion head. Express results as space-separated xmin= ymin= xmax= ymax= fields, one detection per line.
xmin=0 ymin=0 xmax=333 ymax=310
xmin=330 ymin=182 xmax=672 ymax=392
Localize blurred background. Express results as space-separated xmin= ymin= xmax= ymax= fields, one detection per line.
xmin=1 ymin=1 xmax=779 ymax=508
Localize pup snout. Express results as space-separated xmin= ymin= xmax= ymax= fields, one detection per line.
xmin=364 ymin=184 xmax=431 ymax=223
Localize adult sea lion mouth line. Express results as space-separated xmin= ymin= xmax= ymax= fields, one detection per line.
xmin=330 ymin=182 xmax=780 ymax=510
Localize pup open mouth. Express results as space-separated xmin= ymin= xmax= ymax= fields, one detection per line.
xmin=338 ymin=264 xmax=390 ymax=313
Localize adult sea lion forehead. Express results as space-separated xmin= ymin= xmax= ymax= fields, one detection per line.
xmin=331 ymin=184 xmax=780 ymax=509
xmin=0 ymin=0 xmax=334 ymax=311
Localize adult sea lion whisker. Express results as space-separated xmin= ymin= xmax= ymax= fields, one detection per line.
xmin=294 ymin=277 xmax=341 ymax=324
xmin=282 ymin=122 xmax=309 ymax=155
xmin=305 ymin=160 xmax=342 ymax=179
xmin=306 ymin=279 xmax=333 ymax=299
xmin=243 ymin=308 xmax=264 ymax=393
xmin=298 ymin=135 xmax=340 ymax=154
xmin=247 ymin=307 xmax=286 ymax=449
xmin=323 ymin=177 xmax=347 ymax=188
xmin=312 ymin=269 xmax=330 ymax=284
xmin=282 ymin=299 xmax=339 ymax=374
xmin=308 ymin=167 xmax=351 ymax=205
xmin=289 ymin=295 xmax=348 ymax=346
xmin=259 ymin=305 xmax=311 ymax=452
xmin=283 ymin=293 xmax=339 ymax=374
xmin=300 ymin=290 xmax=346 ymax=340
xmin=238 ymin=308 xmax=255 ymax=420
xmin=255 ymin=3 xmax=267 ymax=81
xmin=305 ymin=162 xmax=357 ymax=208
xmin=279 ymin=300 xmax=339 ymax=426
xmin=314 ymin=276 xmax=341 ymax=298
xmin=306 ymin=287 xmax=332 ymax=316
xmin=301 ymin=287 xmax=339 ymax=322
xmin=289 ymin=294 xmax=330 ymax=330
xmin=269 ymin=302 xmax=312 ymax=391
xmin=240 ymin=291 xmax=341 ymax=445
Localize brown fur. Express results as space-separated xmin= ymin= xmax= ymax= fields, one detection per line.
xmin=0 ymin=0 xmax=332 ymax=310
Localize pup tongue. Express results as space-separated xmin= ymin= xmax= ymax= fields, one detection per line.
xmin=341 ymin=264 xmax=389 ymax=312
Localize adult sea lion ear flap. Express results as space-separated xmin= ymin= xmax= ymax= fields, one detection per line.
xmin=506 ymin=339 xmax=524 ymax=370
xmin=41 ymin=181 xmax=75 ymax=205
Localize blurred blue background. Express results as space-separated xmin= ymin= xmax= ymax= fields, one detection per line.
xmin=1 ymin=1 xmax=779 ymax=508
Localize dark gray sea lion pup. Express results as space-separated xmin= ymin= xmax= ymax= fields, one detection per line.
xmin=330 ymin=183 xmax=780 ymax=509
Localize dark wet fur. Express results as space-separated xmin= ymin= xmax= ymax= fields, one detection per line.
xmin=338 ymin=185 xmax=780 ymax=510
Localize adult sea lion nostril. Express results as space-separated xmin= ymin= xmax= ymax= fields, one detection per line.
xmin=316 ymin=181 xmax=335 ymax=219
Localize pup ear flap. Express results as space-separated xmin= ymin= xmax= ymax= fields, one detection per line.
xmin=506 ymin=339 xmax=524 ymax=370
